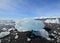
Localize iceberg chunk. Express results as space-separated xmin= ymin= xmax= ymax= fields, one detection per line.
xmin=15 ymin=19 xmax=51 ymax=40
xmin=15 ymin=19 xmax=45 ymax=32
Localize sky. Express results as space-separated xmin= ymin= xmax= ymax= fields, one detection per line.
xmin=0 ymin=0 xmax=60 ymax=18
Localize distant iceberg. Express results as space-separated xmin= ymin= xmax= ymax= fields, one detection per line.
xmin=45 ymin=18 xmax=60 ymax=24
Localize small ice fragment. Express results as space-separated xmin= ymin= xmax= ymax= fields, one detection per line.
xmin=2 ymin=28 xmax=7 ymax=31
xmin=53 ymin=31 xmax=57 ymax=34
xmin=46 ymin=37 xmax=51 ymax=40
xmin=15 ymin=35 xmax=18 ymax=39
xmin=51 ymin=33 xmax=55 ymax=36
xmin=0 ymin=32 xmax=10 ymax=38
xmin=27 ymin=38 xmax=31 ymax=41
xmin=54 ymin=36 xmax=57 ymax=38
xmin=8 ymin=28 xmax=13 ymax=31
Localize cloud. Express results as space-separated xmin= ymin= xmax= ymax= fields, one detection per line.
xmin=0 ymin=0 xmax=60 ymax=18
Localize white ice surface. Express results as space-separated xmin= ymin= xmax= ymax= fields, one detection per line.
xmin=0 ymin=32 xmax=10 ymax=38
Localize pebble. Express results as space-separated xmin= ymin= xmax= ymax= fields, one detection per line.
xmin=51 ymin=33 xmax=55 ymax=36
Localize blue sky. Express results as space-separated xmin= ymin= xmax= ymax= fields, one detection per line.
xmin=0 ymin=0 xmax=60 ymax=18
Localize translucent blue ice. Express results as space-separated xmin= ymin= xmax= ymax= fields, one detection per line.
xmin=16 ymin=19 xmax=51 ymax=40
xmin=15 ymin=19 xmax=45 ymax=32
